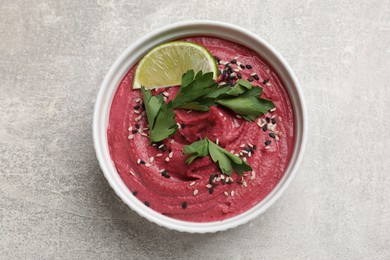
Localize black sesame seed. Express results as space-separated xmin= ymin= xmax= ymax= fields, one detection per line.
xmin=227 ymin=74 xmax=231 ymax=81
xmin=131 ymin=129 xmax=138 ymax=134
xmin=247 ymin=77 xmax=254 ymax=82
xmin=161 ymin=146 xmax=167 ymax=152
xmin=244 ymin=147 xmax=251 ymax=152
xmin=132 ymin=191 xmax=138 ymax=196
xmin=139 ymin=160 xmax=145 ymax=165
xmin=266 ymin=117 xmax=270 ymax=123
xmin=237 ymin=72 xmax=242 ymax=79
xmin=168 ymin=148 xmax=172 ymax=153
xmin=262 ymin=124 xmax=268 ymax=131
xmin=144 ymin=201 xmax=150 ymax=207
xmin=221 ymin=179 xmax=227 ymax=184
xmin=209 ymin=187 xmax=214 ymax=194
xmin=218 ymin=70 xmax=221 ymax=76
xmin=272 ymin=118 xmax=277 ymax=124
xmin=269 ymin=133 xmax=276 ymax=139
xmin=246 ymin=64 xmax=252 ymax=69
xmin=225 ymin=63 xmax=230 ymax=67
xmin=253 ymin=145 xmax=257 ymax=150
xmin=182 ymin=202 xmax=187 ymax=209
xmin=265 ymin=140 xmax=272 ymax=146
xmin=230 ymin=59 xmax=237 ymax=64
xmin=163 ymin=173 xmax=171 ymax=178
xmin=227 ymin=67 xmax=233 ymax=73
xmin=162 ymin=169 xmax=168 ymax=174
xmin=135 ymin=124 xmax=140 ymax=129
xmin=134 ymin=105 xmax=140 ymax=110
xmin=263 ymin=79 xmax=269 ymax=84
xmin=253 ymin=75 xmax=259 ymax=80
xmin=209 ymin=174 xmax=215 ymax=184
xmin=222 ymin=70 xmax=227 ymax=79
xmin=240 ymin=64 xmax=245 ymax=69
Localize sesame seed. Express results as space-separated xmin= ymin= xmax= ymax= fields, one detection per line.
xmin=144 ymin=201 xmax=150 ymax=207
xmin=239 ymin=152 xmax=243 ymax=156
xmin=182 ymin=202 xmax=187 ymax=209
xmin=272 ymin=118 xmax=277 ymax=125
xmin=209 ymin=187 xmax=214 ymax=194
xmin=132 ymin=191 xmax=138 ymax=196
xmin=243 ymin=181 xmax=248 ymax=187
xmin=206 ymin=184 xmax=212 ymax=189
xmin=140 ymin=133 xmax=148 ymax=137
xmin=158 ymin=144 xmax=164 ymax=149
xmin=231 ymin=59 xmax=237 ymax=64
xmin=262 ymin=124 xmax=268 ymax=131
xmin=216 ymin=138 xmax=219 ymax=145
xmin=243 ymin=157 xmax=247 ymax=162
xmin=269 ymin=133 xmax=276 ymax=139
xmin=135 ymin=115 xmax=142 ymax=121
xmin=190 ymin=181 xmax=196 ymax=186
xmin=145 ymin=163 xmax=151 ymax=167
xmin=186 ymin=110 xmax=192 ymax=114
xmin=130 ymin=170 xmax=135 ymax=176
xmin=247 ymin=77 xmax=254 ymax=82
xmin=193 ymin=189 xmax=198 ymax=196
xmin=266 ymin=82 xmax=272 ymax=87
xmin=139 ymin=160 xmax=145 ymax=165
xmin=278 ymin=116 xmax=283 ymax=122
xmin=219 ymin=81 xmax=226 ymax=86
xmin=248 ymin=152 xmax=252 ymax=157
xmin=251 ymin=72 xmax=256 ymax=76
xmin=165 ymin=157 xmax=170 ymax=162
xmin=162 ymin=171 xmax=170 ymax=178
xmin=135 ymin=124 xmax=140 ymax=129
xmin=170 ymin=139 xmax=175 ymax=144
xmin=233 ymin=68 xmax=240 ymax=72
xmin=236 ymin=115 xmax=242 ymax=118
xmin=168 ymin=151 xmax=173 ymax=158
xmin=143 ymin=127 xmax=149 ymax=130
xmin=224 ymin=191 xmax=229 ymax=197
xmin=134 ymin=105 xmax=140 ymax=110
xmin=209 ymin=174 xmax=215 ymax=184
xmin=240 ymin=64 xmax=245 ymax=69
xmin=128 ymin=126 xmax=133 ymax=131
xmin=156 ymin=153 xmax=163 ymax=157
xmin=248 ymin=143 xmax=253 ymax=148
xmin=265 ymin=146 xmax=271 ymax=150
xmin=234 ymin=153 xmax=240 ymax=157
xmin=231 ymin=190 xmax=234 ymax=197
xmin=242 ymin=150 xmax=249 ymax=154
xmin=162 ymin=92 xmax=169 ymax=97
xmin=128 ymin=134 xmax=134 ymax=140
xmin=275 ymin=135 xmax=280 ymax=141
xmin=263 ymin=79 xmax=269 ymax=84
xmin=246 ymin=64 xmax=252 ymax=69
xmin=229 ymin=150 xmax=234 ymax=153
xmin=163 ymin=96 xmax=167 ymax=102
xmin=270 ymin=107 xmax=276 ymax=112
xmin=240 ymin=144 xmax=245 ymax=148
xmin=135 ymin=98 xmax=141 ymax=102
xmin=159 ymin=169 xmax=165 ymax=172
xmin=265 ymin=140 xmax=272 ymax=146
xmin=250 ymin=171 xmax=256 ymax=180
xmin=149 ymin=157 xmax=154 ymax=163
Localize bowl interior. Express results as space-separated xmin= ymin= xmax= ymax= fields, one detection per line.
xmin=93 ymin=20 xmax=306 ymax=233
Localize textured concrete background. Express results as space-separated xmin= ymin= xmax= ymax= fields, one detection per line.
xmin=1 ymin=0 xmax=389 ymax=259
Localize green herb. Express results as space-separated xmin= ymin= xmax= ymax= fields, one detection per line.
xmin=141 ymin=86 xmax=178 ymax=143
xmin=172 ymin=70 xmax=218 ymax=111
xmin=183 ymin=138 xmax=252 ymax=175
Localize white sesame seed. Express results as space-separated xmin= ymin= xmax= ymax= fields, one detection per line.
xmin=156 ymin=153 xmax=163 ymax=157
xmin=152 ymin=143 xmax=157 ymax=146
xmin=145 ymin=163 xmax=151 ymax=167
xmin=130 ymin=170 xmax=135 ymax=176
xmin=248 ymin=152 xmax=252 ymax=157
xmin=235 ymin=153 xmax=240 ymax=157
xmin=242 ymin=150 xmax=248 ymax=154
xmin=193 ymin=189 xmax=198 ymax=196
xmin=186 ymin=110 xmax=192 ymax=113
xmin=219 ymin=81 xmax=227 ymax=86
xmin=243 ymin=173 xmax=248 ymax=177
xmin=221 ymin=175 xmax=225 ymax=180
xmin=261 ymin=119 xmax=267 ymax=124
xmin=159 ymin=169 xmax=165 ymax=172
xmin=177 ymin=123 xmax=181 ymax=129
xmin=250 ymin=171 xmax=256 ymax=180
xmin=229 ymin=177 xmax=234 ymax=183
xmin=134 ymin=110 xmax=140 ymax=114
xmin=219 ymin=60 xmax=226 ymax=64
xmin=170 ymin=139 xmax=175 ymax=143
xmin=243 ymin=181 xmax=248 ymax=187
xmin=128 ymin=126 xmax=133 ymax=131
xmin=162 ymin=92 xmax=169 ymax=97
xmin=229 ymin=73 xmax=235 ymax=77
xmin=239 ymin=152 xmax=243 ymax=156
xmin=278 ymin=116 xmax=282 ymax=122
xmin=224 ymin=191 xmax=229 ymax=197
xmin=224 ymin=61 xmax=229 ymax=65
xmin=265 ymin=146 xmax=271 ymax=150
xmin=135 ymin=98 xmax=141 ymax=102
xmin=248 ymin=143 xmax=253 ymax=148
xmin=270 ymin=107 xmax=276 ymax=112
xmin=236 ymin=115 xmax=242 ymax=118
xmin=233 ymin=68 xmax=240 ymax=72
xmin=231 ymin=190 xmax=234 ymax=197
xmin=128 ymin=134 xmax=134 ymax=140
xmin=251 ymin=72 xmax=256 ymax=76
xmin=237 ymin=66 xmax=243 ymax=71
xmin=190 ymin=181 xmax=196 ymax=186
xmin=237 ymin=61 xmax=241 ymax=66
xmin=168 ymin=152 xmax=173 ymax=158
xmin=219 ymin=112 xmax=223 ymax=117
xmin=216 ymin=177 xmax=221 ymax=181
xmin=163 ymin=96 xmax=167 ymax=102
xmin=135 ymin=115 xmax=142 ymax=121
xmin=275 ymin=135 xmax=280 ymax=141
xmin=206 ymin=184 xmax=212 ymax=189
xmin=140 ymin=133 xmax=148 ymax=137
xmin=240 ymin=144 xmax=245 ymax=148
xmin=266 ymin=82 xmax=272 ymax=87
xmin=137 ymin=159 xmax=141 ymax=164
xmin=243 ymin=157 xmax=247 ymax=162
xmin=216 ymin=138 xmax=219 ymax=145
xmin=143 ymin=127 xmax=149 ymax=130
xmin=229 ymin=150 xmax=234 ymax=153
xmin=149 ymin=157 xmax=154 ymax=163
xmin=234 ymin=56 xmax=239 ymax=60
xmin=165 ymin=157 xmax=170 ymax=162
xmin=158 ymin=144 xmax=164 ymax=149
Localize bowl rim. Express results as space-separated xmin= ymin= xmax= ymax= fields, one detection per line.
xmin=93 ymin=20 xmax=307 ymax=233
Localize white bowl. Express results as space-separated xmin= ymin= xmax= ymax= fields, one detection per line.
xmin=93 ymin=20 xmax=307 ymax=233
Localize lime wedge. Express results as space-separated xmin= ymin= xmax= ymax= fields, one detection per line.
xmin=133 ymin=41 xmax=218 ymax=89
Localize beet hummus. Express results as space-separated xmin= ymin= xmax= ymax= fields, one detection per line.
xmin=107 ymin=37 xmax=294 ymax=222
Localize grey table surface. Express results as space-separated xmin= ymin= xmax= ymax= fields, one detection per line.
xmin=1 ymin=0 xmax=389 ymax=259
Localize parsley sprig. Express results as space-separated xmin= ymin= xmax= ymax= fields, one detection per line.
xmin=183 ymin=138 xmax=252 ymax=175
xmin=141 ymin=87 xmax=177 ymax=143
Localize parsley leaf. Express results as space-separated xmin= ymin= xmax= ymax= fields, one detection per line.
xmin=183 ymin=138 xmax=252 ymax=175
xmin=172 ymin=70 xmax=218 ymax=111
xmin=141 ymin=86 xmax=178 ymax=143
